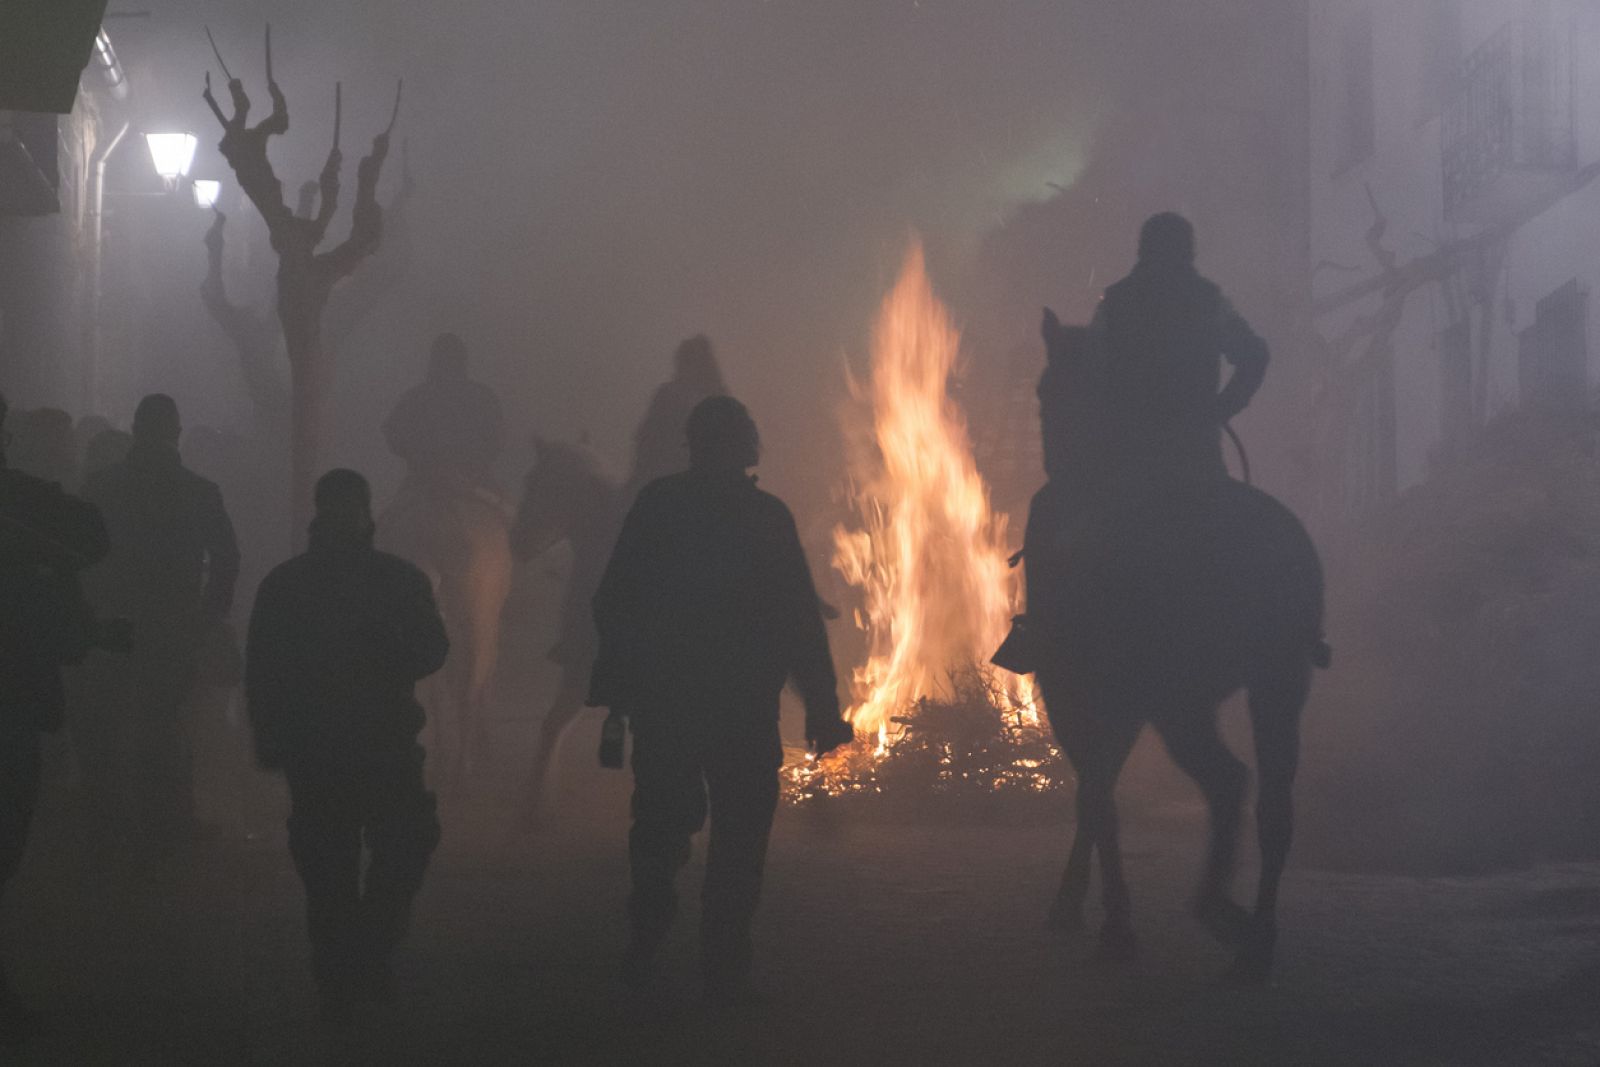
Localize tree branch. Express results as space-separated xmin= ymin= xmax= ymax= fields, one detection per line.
xmin=1315 ymin=160 xmax=1600 ymax=318
xmin=199 ymin=211 xmax=289 ymax=434
xmin=315 ymin=131 xmax=389 ymax=284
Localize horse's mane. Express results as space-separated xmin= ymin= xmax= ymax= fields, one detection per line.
xmin=1037 ymin=321 xmax=1099 ymax=402
xmin=1036 ymin=318 xmax=1110 ymax=485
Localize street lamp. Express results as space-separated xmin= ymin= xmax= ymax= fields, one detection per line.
xmin=191 ymin=180 xmax=221 ymax=209
xmin=144 ymin=132 xmax=198 ymax=188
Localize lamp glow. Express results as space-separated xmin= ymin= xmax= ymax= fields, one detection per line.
xmin=191 ymin=180 xmax=221 ymax=209
xmin=144 ymin=132 xmax=198 ymax=183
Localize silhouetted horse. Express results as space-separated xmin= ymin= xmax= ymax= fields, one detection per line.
xmin=378 ymin=475 xmax=513 ymax=789
xmin=510 ymin=438 xmax=626 ymax=819
xmin=1024 ymin=310 xmax=1326 ymax=981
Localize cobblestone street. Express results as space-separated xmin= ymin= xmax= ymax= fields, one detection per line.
xmin=6 ymin=724 xmax=1598 ymax=1066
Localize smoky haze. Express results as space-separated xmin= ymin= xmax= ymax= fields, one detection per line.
xmin=13 ymin=4 xmax=1600 ymax=1060
xmin=105 ymin=0 xmax=1291 ymax=515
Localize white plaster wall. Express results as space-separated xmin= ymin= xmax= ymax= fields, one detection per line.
xmin=1310 ymin=0 xmax=1600 ymax=494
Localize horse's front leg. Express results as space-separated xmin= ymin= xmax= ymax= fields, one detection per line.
xmin=1066 ymin=719 xmax=1141 ymax=962
xmin=420 ymin=672 xmax=460 ymax=795
xmin=1050 ymin=784 xmax=1095 ymax=936
xmin=457 ymin=535 xmax=514 ymax=789
xmin=445 ymin=652 xmax=478 ymax=791
xmin=1042 ymin=686 xmax=1094 ymax=934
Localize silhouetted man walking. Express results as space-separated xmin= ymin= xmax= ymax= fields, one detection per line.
xmin=246 ymin=469 xmax=447 ymax=1018
xmin=382 ymin=333 xmax=504 ymax=493
xmin=1093 ymin=212 xmax=1269 ymax=490
xmin=592 ymin=395 xmax=853 ymax=1004
xmin=79 ymin=394 xmax=240 ymax=846
xmin=0 ymin=393 xmax=121 ymax=1042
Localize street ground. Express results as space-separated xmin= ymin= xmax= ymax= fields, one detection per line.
xmin=5 ymin=696 xmax=1599 ymax=1067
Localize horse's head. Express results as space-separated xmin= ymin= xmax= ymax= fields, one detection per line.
xmin=1039 ymin=308 xmax=1100 ymax=390
xmin=1037 ymin=308 xmax=1109 ymax=483
xmin=512 ymin=434 xmax=615 ymax=560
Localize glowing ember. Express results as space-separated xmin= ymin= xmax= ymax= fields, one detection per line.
xmin=828 ymin=240 xmax=1038 ymax=754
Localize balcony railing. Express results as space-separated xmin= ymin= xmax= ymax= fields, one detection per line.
xmin=1442 ymin=11 xmax=1576 ymax=224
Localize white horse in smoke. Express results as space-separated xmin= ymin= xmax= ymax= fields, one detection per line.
xmin=378 ymin=476 xmax=514 ymax=789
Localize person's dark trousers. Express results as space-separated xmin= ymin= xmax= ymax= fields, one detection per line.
xmin=626 ymin=711 xmax=782 ymax=993
xmin=285 ymin=746 xmax=440 ymax=1004
xmin=0 ymin=726 xmax=42 ymax=1011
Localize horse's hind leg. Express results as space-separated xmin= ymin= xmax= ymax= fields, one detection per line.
xmin=524 ymin=673 xmax=586 ymax=824
xmin=1155 ymin=706 xmax=1250 ymax=946
xmin=1230 ymin=659 xmax=1311 ymax=983
xmin=1092 ymin=766 xmax=1139 ymax=962
xmin=457 ymin=535 xmax=514 ymax=787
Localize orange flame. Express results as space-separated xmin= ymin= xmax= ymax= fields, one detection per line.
xmin=832 ymin=241 xmax=1035 ymax=750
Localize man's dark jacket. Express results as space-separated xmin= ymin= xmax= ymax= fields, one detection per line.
xmin=81 ymin=443 xmax=240 ymax=625
xmin=246 ymin=536 xmax=449 ymax=772
xmin=1097 ymin=261 xmax=1268 ymax=479
xmin=590 ymin=469 xmax=837 ymax=722
xmin=0 ymin=468 xmax=109 ymax=733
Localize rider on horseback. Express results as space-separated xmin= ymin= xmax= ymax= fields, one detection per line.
xmin=1000 ymin=215 xmax=1274 ymax=675
xmin=378 ymin=334 xmax=514 ymax=785
xmin=383 ymin=332 xmax=505 ymax=494
xmin=1092 ymin=212 xmax=1269 ymax=493
xmin=1010 ymin=222 xmax=1326 ymax=981
xmin=624 ymin=335 xmax=728 ymax=497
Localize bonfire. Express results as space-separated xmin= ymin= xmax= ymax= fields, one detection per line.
xmin=786 ymin=242 xmax=1062 ymax=804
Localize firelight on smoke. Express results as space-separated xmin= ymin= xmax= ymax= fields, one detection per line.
xmin=830 ymin=241 xmax=1037 ymax=753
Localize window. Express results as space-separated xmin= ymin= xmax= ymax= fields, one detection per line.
xmin=1518 ymin=280 xmax=1588 ymax=410
xmin=1335 ymin=7 xmax=1376 ymax=173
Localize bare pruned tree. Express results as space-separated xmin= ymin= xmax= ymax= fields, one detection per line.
xmin=199 ymin=140 xmax=416 ymax=447
xmin=202 ymin=25 xmax=399 ymax=537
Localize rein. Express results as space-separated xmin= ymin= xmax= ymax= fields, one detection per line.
xmin=1223 ymin=422 xmax=1252 ymax=486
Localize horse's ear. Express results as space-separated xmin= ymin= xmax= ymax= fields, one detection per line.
xmin=1041 ymin=307 xmax=1064 ymax=354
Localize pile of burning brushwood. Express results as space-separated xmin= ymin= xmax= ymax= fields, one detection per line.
xmin=784 ymin=668 xmax=1066 ymax=806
